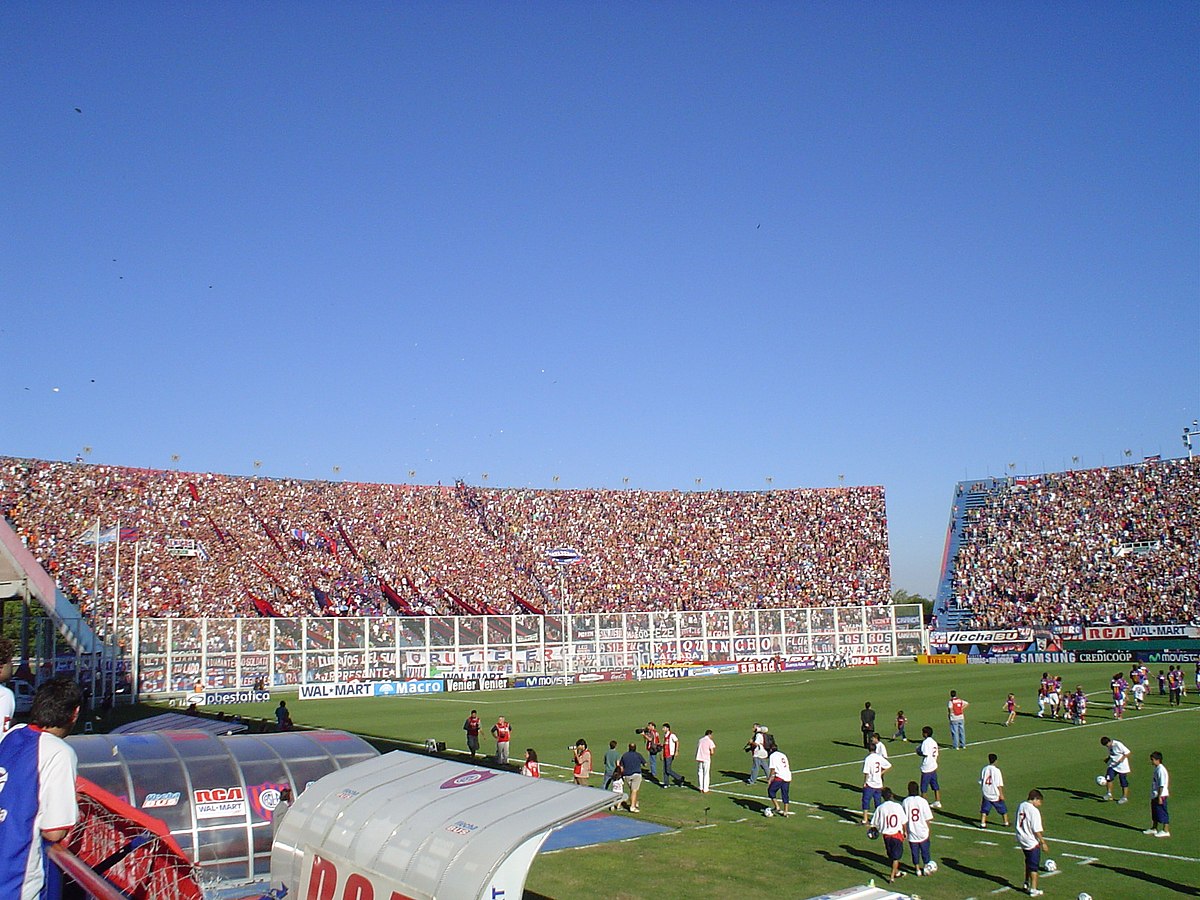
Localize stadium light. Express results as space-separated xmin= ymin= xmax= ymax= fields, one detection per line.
xmin=1184 ymin=421 xmax=1200 ymax=458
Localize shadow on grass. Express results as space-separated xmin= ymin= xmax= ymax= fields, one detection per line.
xmin=833 ymin=740 xmax=870 ymax=750
xmin=939 ymin=855 xmax=1012 ymax=889
xmin=829 ymin=779 xmax=865 ymax=796
xmin=1066 ymin=811 xmax=1147 ymax=833
xmin=814 ymin=843 xmax=883 ymax=880
xmin=731 ymin=796 xmax=770 ymax=815
xmin=1043 ymin=784 xmax=1100 ymax=802
xmin=1091 ymin=862 xmax=1200 ymax=896
xmin=814 ymin=801 xmax=863 ymax=824
xmin=933 ymin=807 xmax=979 ymax=827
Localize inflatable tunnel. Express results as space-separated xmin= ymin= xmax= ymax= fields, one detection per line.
xmin=271 ymin=751 xmax=618 ymax=900
xmin=69 ymin=729 xmax=378 ymax=886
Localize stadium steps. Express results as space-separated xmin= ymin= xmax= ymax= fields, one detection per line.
xmin=0 ymin=516 xmax=105 ymax=655
xmin=934 ymin=478 xmax=1001 ymax=630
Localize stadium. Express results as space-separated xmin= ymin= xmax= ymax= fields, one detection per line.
xmin=1 ymin=453 xmax=1197 ymax=899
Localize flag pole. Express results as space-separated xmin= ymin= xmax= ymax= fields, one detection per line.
xmin=112 ymin=517 xmax=121 ymax=639
xmin=93 ymin=514 xmax=101 ymax=618
xmin=132 ymin=541 xmax=141 ymax=703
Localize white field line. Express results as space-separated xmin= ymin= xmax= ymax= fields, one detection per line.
xmin=933 ymin=818 xmax=1200 ymax=863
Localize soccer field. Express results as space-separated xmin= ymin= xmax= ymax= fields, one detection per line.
xmin=227 ymin=662 xmax=1198 ymax=899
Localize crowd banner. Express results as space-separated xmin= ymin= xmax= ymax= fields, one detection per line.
xmin=132 ymin=605 xmax=926 ymax=695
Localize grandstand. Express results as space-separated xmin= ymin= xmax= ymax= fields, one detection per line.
xmin=936 ymin=456 xmax=1200 ymax=630
xmin=0 ymin=456 xmax=890 ymax=631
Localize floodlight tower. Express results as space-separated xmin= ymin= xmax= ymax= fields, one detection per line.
xmin=546 ymin=546 xmax=582 ymax=675
xmin=1183 ymin=420 xmax=1200 ymax=459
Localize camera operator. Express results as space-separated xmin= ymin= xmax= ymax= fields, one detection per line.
xmin=746 ymin=723 xmax=770 ymax=785
xmin=571 ymin=739 xmax=593 ymax=785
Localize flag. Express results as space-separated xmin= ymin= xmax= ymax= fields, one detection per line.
xmin=77 ymin=524 xmax=117 ymax=546
xmin=249 ymin=593 xmax=279 ymax=618
xmin=313 ymin=586 xmax=330 ymax=611
xmin=119 ymin=526 xmax=141 ymax=542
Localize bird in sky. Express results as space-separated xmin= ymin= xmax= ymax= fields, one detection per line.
xmin=74 ymin=107 xmax=82 ymax=113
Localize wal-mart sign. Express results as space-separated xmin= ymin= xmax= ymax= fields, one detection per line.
xmin=298 ymin=680 xmax=443 ymax=700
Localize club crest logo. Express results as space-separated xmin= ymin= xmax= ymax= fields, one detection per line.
xmin=248 ymin=782 xmax=289 ymax=821
xmin=439 ymin=770 xmax=497 ymax=790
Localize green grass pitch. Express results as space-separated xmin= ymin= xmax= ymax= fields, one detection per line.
xmin=224 ymin=662 xmax=1198 ymax=899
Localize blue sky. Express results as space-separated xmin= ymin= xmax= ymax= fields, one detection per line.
xmin=3 ymin=3 xmax=1197 ymax=596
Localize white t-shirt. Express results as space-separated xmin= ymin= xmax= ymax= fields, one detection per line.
xmin=0 ymin=683 xmax=14 ymax=733
xmin=873 ymin=741 xmax=889 ymax=759
xmin=918 ymin=737 xmax=939 ymax=773
xmin=871 ymin=798 xmax=905 ymax=838
xmin=696 ymin=734 xmax=715 ymax=763
xmin=767 ymin=749 xmax=792 ymax=782
xmin=863 ymin=753 xmax=891 ymax=789
xmin=979 ymin=764 xmax=1004 ymax=802
xmin=752 ymin=731 xmax=768 ymax=760
xmin=902 ymin=794 xmax=933 ymax=842
xmin=1106 ymin=739 xmax=1131 ymax=774
xmin=1151 ymin=763 xmax=1169 ymax=799
xmin=1015 ymin=800 xmax=1043 ymax=850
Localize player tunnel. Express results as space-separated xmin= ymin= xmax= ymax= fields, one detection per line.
xmin=68 ymin=729 xmax=379 ymax=888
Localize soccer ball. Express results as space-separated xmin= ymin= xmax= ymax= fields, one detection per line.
xmin=924 ymin=860 xmax=938 ymax=873
xmin=1095 ymin=774 xmax=1107 ymax=786
xmin=764 ymin=808 xmax=774 ymax=817
xmin=866 ymin=826 xmax=880 ymax=840
xmin=1044 ymin=859 xmax=1057 ymax=872
xmin=1078 ymin=894 xmax=1093 ymax=900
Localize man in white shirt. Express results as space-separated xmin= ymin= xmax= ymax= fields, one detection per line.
xmin=870 ymin=787 xmax=907 ymax=884
xmin=979 ymin=752 xmax=1009 ymax=828
xmin=861 ymin=748 xmax=892 ymax=824
xmin=695 ymin=729 xmax=716 ymax=794
xmin=0 ymin=638 xmax=16 ymax=734
xmin=1015 ymin=789 xmax=1049 ymax=897
xmin=917 ymin=726 xmax=942 ymax=807
xmin=902 ymin=780 xmax=934 ymax=876
xmin=1144 ymin=750 xmax=1170 ymax=837
xmin=871 ymin=732 xmax=889 ymax=759
xmin=747 ymin=724 xmax=769 ymax=785
xmin=1100 ymin=735 xmax=1132 ymax=803
xmin=0 ymin=677 xmax=83 ymax=900
xmin=766 ymin=744 xmax=793 ymax=817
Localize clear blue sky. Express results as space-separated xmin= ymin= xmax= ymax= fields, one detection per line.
xmin=3 ymin=3 xmax=1197 ymax=597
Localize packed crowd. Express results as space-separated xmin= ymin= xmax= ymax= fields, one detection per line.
xmin=0 ymin=457 xmax=890 ymax=627
xmin=947 ymin=458 xmax=1200 ymax=627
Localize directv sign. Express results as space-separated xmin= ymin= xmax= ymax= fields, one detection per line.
xmin=546 ymin=546 xmax=582 ymax=564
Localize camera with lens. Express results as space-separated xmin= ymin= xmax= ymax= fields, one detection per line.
xmin=635 ymin=727 xmax=646 ymax=735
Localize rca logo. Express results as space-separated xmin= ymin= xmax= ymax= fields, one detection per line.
xmin=195 ymin=787 xmax=244 ymax=804
xmin=303 ymin=854 xmax=415 ymax=900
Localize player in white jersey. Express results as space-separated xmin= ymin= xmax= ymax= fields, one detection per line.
xmin=1100 ymin=735 xmax=1131 ymax=803
xmin=902 ymin=780 xmax=934 ymax=876
xmin=1015 ymin=789 xmax=1049 ymax=897
xmin=861 ymin=749 xmax=892 ymax=824
xmin=1144 ymin=750 xmax=1170 ymax=837
xmin=978 ymin=752 xmax=1009 ymax=828
xmin=916 ymin=725 xmax=942 ymax=807
xmin=870 ymin=787 xmax=907 ymax=884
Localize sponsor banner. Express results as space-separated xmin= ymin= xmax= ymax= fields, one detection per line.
xmin=736 ymin=659 xmax=782 ymax=675
xmin=846 ymin=655 xmax=879 ymax=667
xmin=929 ymin=630 xmax=1032 ymax=645
xmin=1080 ymin=624 xmax=1200 ymax=641
xmin=918 ymin=654 xmax=967 ymax=665
xmin=513 ymin=675 xmax=571 ymax=688
xmin=572 ymin=670 xmax=633 ymax=684
xmin=194 ymin=787 xmax=247 ymax=819
xmin=201 ymin=689 xmax=270 ymax=705
xmin=1076 ymin=650 xmax=1134 ymax=664
xmin=1141 ymin=650 xmax=1200 ymax=664
xmin=298 ymin=680 xmax=444 ymax=700
xmin=782 ymin=657 xmax=818 ymax=672
xmin=443 ymin=677 xmax=506 ymax=694
xmin=299 ymin=853 xmax=420 ymax=900
xmin=967 ymin=652 xmax=1078 ymax=665
xmin=967 ymin=655 xmax=1014 ymax=664
xmin=142 ymin=791 xmax=181 ymax=809
xmin=636 ymin=667 xmax=691 ymax=681
xmin=1065 ymin=640 xmax=1200 ymax=653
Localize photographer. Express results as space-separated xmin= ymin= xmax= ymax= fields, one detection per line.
xmin=641 ymin=722 xmax=662 ymax=783
xmin=571 ymin=739 xmax=593 ymax=785
xmin=746 ymin=724 xmax=770 ymax=785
